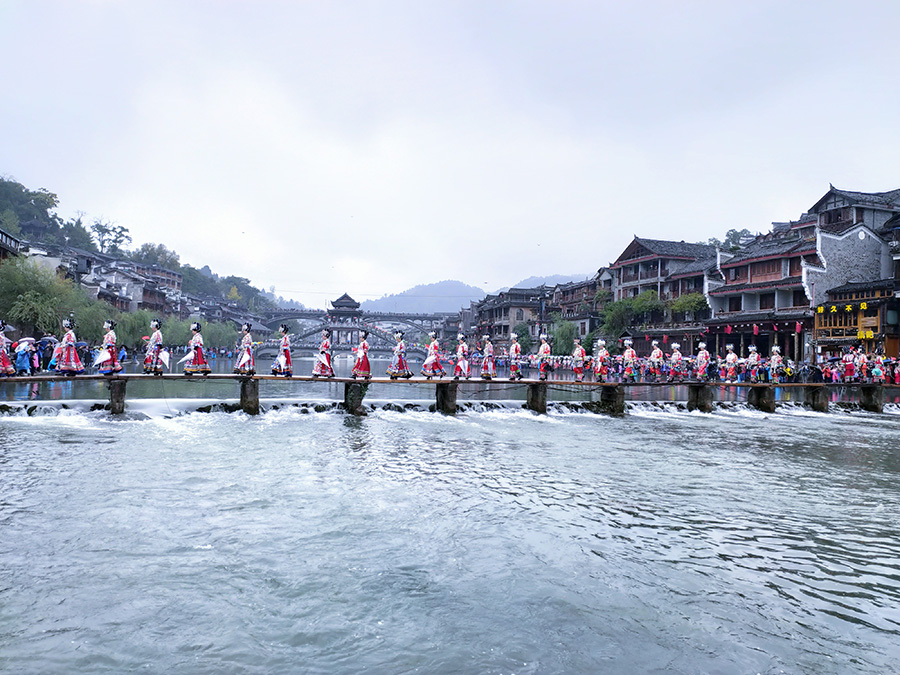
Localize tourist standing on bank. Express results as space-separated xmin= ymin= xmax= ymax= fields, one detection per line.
xmin=183 ymin=322 xmax=212 ymax=375
xmin=422 ymin=331 xmax=445 ymax=379
xmin=387 ymin=330 xmax=412 ymax=379
xmin=271 ymin=324 xmax=293 ymax=377
xmin=143 ymin=319 xmax=164 ymax=375
xmin=351 ymin=330 xmax=371 ymax=379
xmin=312 ymin=328 xmax=334 ymax=378
xmin=234 ymin=323 xmax=256 ymax=375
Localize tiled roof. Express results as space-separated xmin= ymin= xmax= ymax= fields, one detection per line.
xmin=809 ymin=185 xmax=900 ymax=213
xmin=826 ymin=279 xmax=897 ymax=294
xmin=709 ymin=278 xmax=804 ymax=295
xmin=666 ymin=255 xmax=717 ymax=278
xmin=720 ymin=235 xmax=813 ymax=264
xmin=634 ymin=237 xmax=717 ymax=259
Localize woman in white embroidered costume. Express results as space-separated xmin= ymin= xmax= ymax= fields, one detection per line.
xmin=480 ymin=335 xmax=495 ymax=380
xmin=387 ymin=330 xmax=412 ymax=379
xmin=694 ymin=342 xmax=711 ymax=382
xmin=271 ymin=324 xmax=292 ymax=377
xmin=593 ymin=339 xmax=609 ymax=382
xmin=453 ymin=333 xmax=469 ymax=380
xmin=312 ymin=328 xmax=334 ymax=378
xmin=667 ymin=342 xmax=685 ymax=383
xmin=351 ymin=330 xmax=371 ymax=379
xmin=571 ymin=337 xmax=586 ymax=382
xmin=234 ymin=323 xmax=256 ymax=375
xmin=508 ymin=333 xmax=523 ymax=380
xmin=422 ymin=331 xmax=445 ymax=379
xmin=0 ymin=320 xmax=16 ymax=376
xmin=183 ymin=322 xmax=212 ymax=375
xmin=538 ymin=334 xmax=552 ymax=381
xmin=143 ymin=318 xmax=164 ymax=375
xmin=746 ymin=344 xmax=761 ymax=383
xmin=96 ymin=319 xmax=123 ymax=375
xmin=57 ymin=318 xmax=84 ymax=376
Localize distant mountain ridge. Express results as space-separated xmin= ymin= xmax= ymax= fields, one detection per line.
xmin=359 ymin=280 xmax=486 ymax=313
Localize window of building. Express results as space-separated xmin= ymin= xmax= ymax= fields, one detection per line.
xmin=792 ymin=290 xmax=807 ymax=307
xmin=728 ymin=296 xmax=742 ymax=312
xmin=516 ymin=309 xmax=524 ymax=321
xmin=750 ymin=260 xmax=780 ymax=278
xmin=789 ymin=257 xmax=802 ymax=276
xmin=759 ymin=293 xmax=775 ymax=310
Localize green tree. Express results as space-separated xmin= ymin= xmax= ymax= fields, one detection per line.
xmin=181 ymin=264 xmax=221 ymax=298
xmin=116 ymin=310 xmax=156 ymax=350
xmin=708 ymin=228 xmax=752 ymax=251
xmin=601 ymin=297 xmax=635 ymax=339
xmin=551 ymin=314 xmax=576 ymax=356
xmin=8 ymin=290 xmax=60 ymax=334
xmin=512 ymin=322 xmax=532 ymax=353
xmin=90 ymin=218 xmax=131 ymax=254
xmin=0 ymin=177 xmax=63 ymax=241
xmin=226 ymin=285 xmax=242 ymax=302
xmin=204 ymin=321 xmax=239 ymax=350
xmin=130 ymin=243 xmax=181 ymax=270
xmin=0 ymin=208 xmax=21 ymax=237
xmin=668 ymin=292 xmax=709 ymax=314
xmin=61 ymin=215 xmax=98 ymax=252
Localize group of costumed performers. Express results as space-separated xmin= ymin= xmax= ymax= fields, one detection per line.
xmin=453 ymin=333 xmax=470 ymax=379
xmin=143 ymin=319 xmax=166 ymax=375
xmin=180 ymin=322 xmax=212 ymax=375
xmin=312 ymin=329 xmax=335 ymax=378
xmin=351 ymin=330 xmax=371 ymax=379
xmin=94 ymin=320 xmax=123 ymax=375
xmin=271 ymin=324 xmax=293 ymax=377
xmin=422 ymin=331 xmax=446 ymax=379
xmin=387 ymin=330 xmax=413 ymax=379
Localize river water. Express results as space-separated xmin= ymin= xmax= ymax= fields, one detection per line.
xmin=2 ymin=359 xmax=900 ymax=674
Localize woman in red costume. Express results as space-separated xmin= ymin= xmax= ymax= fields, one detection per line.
xmin=183 ymin=322 xmax=212 ymax=375
xmin=96 ymin=319 xmax=123 ymax=375
xmin=351 ymin=330 xmax=371 ymax=379
xmin=312 ymin=328 xmax=335 ymax=378
xmin=57 ymin=318 xmax=84 ymax=376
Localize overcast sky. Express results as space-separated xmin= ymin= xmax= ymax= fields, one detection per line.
xmin=2 ymin=1 xmax=899 ymax=308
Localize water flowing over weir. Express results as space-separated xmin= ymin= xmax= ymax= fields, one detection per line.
xmin=2 ymin=361 xmax=900 ymax=673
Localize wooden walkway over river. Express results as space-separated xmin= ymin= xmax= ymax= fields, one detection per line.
xmin=0 ymin=373 xmax=893 ymax=416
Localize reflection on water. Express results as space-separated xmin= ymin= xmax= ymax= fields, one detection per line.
xmin=1 ymin=404 xmax=899 ymax=673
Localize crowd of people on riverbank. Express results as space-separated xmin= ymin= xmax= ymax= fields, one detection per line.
xmin=2 ymin=317 xmax=897 ymax=385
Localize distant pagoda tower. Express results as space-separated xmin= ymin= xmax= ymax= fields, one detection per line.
xmin=328 ymin=293 xmax=363 ymax=346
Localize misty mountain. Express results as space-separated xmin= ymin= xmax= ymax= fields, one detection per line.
xmin=360 ymin=280 xmax=486 ymax=313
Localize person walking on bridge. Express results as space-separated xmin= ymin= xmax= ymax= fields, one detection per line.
xmin=183 ymin=322 xmax=212 ymax=376
xmin=422 ymin=331 xmax=445 ymax=379
xmin=387 ymin=330 xmax=412 ymax=379
xmin=97 ymin=320 xmax=123 ymax=375
xmin=234 ymin=323 xmax=256 ymax=376
xmin=453 ymin=333 xmax=470 ymax=380
xmin=143 ymin=319 xmax=165 ymax=376
xmin=271 ymin=324 xmax=293 ymax=377
xmin=508 ymin=333 xmax=523 ymax=380
xmin=57 ymin=318 xmax=84 ymax=376
xmin=312 ymin=329 xmax=334 ymax=378
xmin=351 ymin=330 xmax=371 ymax=379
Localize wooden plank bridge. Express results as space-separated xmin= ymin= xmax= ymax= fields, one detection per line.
xmin=0 ymin=373 xmax=892 ymax=416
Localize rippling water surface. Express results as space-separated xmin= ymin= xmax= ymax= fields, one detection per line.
xmin=2 ymin=398 xmax=900 ymax=674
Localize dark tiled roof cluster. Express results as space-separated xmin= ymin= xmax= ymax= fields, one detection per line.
xmin=827 ymin=279 xmax=897 ymax=294
xmin=721 ymin=234 xmax=815 ymax=264
xmin=829 ymin=187 xmax=900 ymax=208
xmin=667 ymin=255 xmax=717 ymax=278
xmin=634 ymin=237 xmax=717 ymax=259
